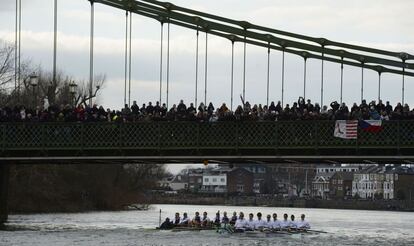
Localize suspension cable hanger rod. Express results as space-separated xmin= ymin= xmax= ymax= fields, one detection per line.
xmin=124 ymin=11 xmax=128 ymax=106
xmin=128 ymin=11 xmax=133 ymax=106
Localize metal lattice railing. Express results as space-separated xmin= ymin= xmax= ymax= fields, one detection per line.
xmin=0 ymin=121 xmax=413 ymax=157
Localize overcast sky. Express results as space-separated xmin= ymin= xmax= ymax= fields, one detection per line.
xmin=1 ymin=0 xmax=414 ymax=173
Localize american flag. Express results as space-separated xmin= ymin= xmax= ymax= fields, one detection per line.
xmin=334 ymin=120 xmax=358 ymax=139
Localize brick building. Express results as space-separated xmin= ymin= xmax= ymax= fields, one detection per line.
xmin=227 ymin=167 xmax=254 ymax=194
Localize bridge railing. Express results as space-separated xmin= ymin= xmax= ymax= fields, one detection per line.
xmin=1 ymin=121 xmax=413 ymax=157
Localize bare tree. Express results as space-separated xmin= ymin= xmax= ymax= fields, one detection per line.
xmin=0 ymin=39 xmax=106 ymax=108
xmin=0 ymin=41 xmax=14 ymax=90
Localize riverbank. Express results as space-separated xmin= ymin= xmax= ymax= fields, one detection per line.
xmin=149 ymin=194 xmax=414 ymax=212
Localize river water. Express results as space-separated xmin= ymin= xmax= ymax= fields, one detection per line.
xmin=1 ymin=204 xmax=414 ymax=246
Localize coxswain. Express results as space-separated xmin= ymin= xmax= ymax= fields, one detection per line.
xmin=246 ymin=213 xmax=255 ymax=231
xmin=159 ymin=217 xmax=174 ymax=230
xmin=230 ymin=211 xmax=238 ymax=225
xmin=173 ymin=212 xmax=181 ymax=226
xmin=296 ymin=214 xmax=311 ymax=231
xmin=289 ymin=214 xmax=298 ymax=230
xmin=180 ymin=212 xmax=190 ymax=226
xmin=201 ymin=211 xmax=210 ymax=227
xmin=221 ymin=211 xmax=230 ymax=224
xmin=192 ymin=211 xmax=201 ymax=226
xmin=234 ymin=212 xmax=247 ymax=232
xmin=280 ymin=213 xmax=290 ymax=230
xmin=271 ymin=213 xmax=281 ymax=231
xmin=254 ymin=212 xmax=267 ymax=230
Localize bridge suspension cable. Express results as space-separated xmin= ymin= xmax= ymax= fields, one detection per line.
xmin=242 ymin=34 xmax=247 ymax=102
xmin=340 ymin=57 xmax=344 ymax=104
xmin=194 ymin=28 xmax=199 ymax=108
xmin=266 ymin=42 xmax=270 ymax=107
xmin=361 ymin=62 xmax=365 ymax=103
xmin=166 ymin=21 xmax=170 ymax=108
xmin=378 ymin=71 xmax=382 ymax=102
xmin=303 ymin=55 xmax=307 ymax=100
xmin=281 ymin=48 xmax=285 ymax=107
xmin=53 ymin=0 xmax=58 ymax=90
xmin=320 ymin=46 xmax=325 ymax=107
xmin=89 ymin=0 xmax=94 ymax=107
xmin=128 ymin=12 xmax=133 ymax=106
xmin=230 ymin=40 xmax=234 ymax=111
xmin=204 ymin=31 xmax=208 ymax=107
xmin=124 ymin=11 xmax=128 ymax=107
xmin=158 ymin=21 xmax=163 ymax=105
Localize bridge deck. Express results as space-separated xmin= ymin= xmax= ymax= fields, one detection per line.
xmin=1 ymin=121 xmax=413 ymax=164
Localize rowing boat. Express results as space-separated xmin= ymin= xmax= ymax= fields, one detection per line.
xmin=156 ymin=226 xmax=327 ymax=235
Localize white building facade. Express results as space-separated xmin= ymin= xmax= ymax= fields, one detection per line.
xmin=201 ymin=174 xmax=227 ymax=193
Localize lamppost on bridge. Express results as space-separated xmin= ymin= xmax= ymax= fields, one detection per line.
xmin=29 ymin=72 xmax=38 ymax=109
xmin=69 ymin=80 xmax=78 ymax=107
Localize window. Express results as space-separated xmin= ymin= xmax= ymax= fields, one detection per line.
xmin=177 ymin=176 xmax=181 ymax=181
xmin=237 ymin=184 xmax=244 ymax=192
xmin=204 ymin=178 xmax=209 ymax=182
xmin=213 ymin=178 xmax=217 ymax=182
xmin=338 ymin=186 xmax=343 ymax=191
xmin=338 ymin=180 xmax=343 ymax=184
xmin=221 ymin=178 xmax=225 ymax=182
xmin=197 ymin=178 xmax=202 ymax=183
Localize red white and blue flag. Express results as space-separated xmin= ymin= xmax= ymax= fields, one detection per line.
xmin=359 ymin=120 xmax=383 ymax=133
xmin=334 ymin=120 xmax=358 ymax=139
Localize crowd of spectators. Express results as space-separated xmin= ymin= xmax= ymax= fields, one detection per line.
xmin=1 ymin=97 xmax=414 ymax=123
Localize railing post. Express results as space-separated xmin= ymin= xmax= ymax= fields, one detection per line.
xmin=235 ymin=121 xmax=239 ymax=154
xmin=314 ymin=121 xmax=319 ymax=152
xmin=158 ymin=122 xmax=162 ymax=154
xmin=41 ymin=124 xmax=46 ymax=154
xmin=196 ymin=122 xmax=200 ymax=155
xmin=80 ymin=123 xmax=84 ymax=153
xmin=275 ymin=121 xmax=279 ymax=154
xmin=397 ymin=120 xmax=401 ymax=155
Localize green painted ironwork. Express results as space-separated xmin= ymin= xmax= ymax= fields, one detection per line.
xmin=1 ymin=121 xmax=413 ymax=158
xmin=92 ymin=0 xmax=414 ymax=77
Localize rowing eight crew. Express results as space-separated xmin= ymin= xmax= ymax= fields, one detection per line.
xmin=159 ymin=211 xmax=310 ymax=231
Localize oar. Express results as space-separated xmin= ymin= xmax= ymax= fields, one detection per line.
xmin=306 ymin=229 xmax=328 ymax=234
xmin=158 ymin=209 xmax=162 ymax=228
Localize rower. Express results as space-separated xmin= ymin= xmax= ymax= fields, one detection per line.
xmin=173 ymin=212 xmax=181 ymax=226
xmin=264 ymin=214 xmax=272 ymax=230
xmin=180 ymin=212 xmax=189 ymax=226
xmin=289 ymin=214 xmax=298 ymax=230
xmin=280 ymin=213 xmax=290 ymax=230
xmin=201 ymin=211 xmax=210 ymax=227
xmin=271 ymin=213 xmax=281 ymax=231
xmin=254 ymin=212 xmax=267 ymax=230
xmin=296 ymin=214 xmax=311 ymax=231
xmin=221 ymin=211 xmax=230 ymax=224
xmin=214 ymin=211 xmax=221 ymax=226
xmin=230 ymin=211 xmax=238 ymax=225
xmin=192 ymin=211 xmax=201 ymax=226
xmin=246 ymin=213 xmax=255 ymax=231
xmin=234 ymin=212 xmax=247 ymax=232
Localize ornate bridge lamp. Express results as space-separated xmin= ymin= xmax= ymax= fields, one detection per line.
xmin=29 ymin=72 xmax=39 ymax=109
xmin=69 ymin=81 xmax=78 ymax=107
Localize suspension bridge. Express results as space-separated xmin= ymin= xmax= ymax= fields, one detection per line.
xmin=1 ymin=0 xmax=414 ymax=226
